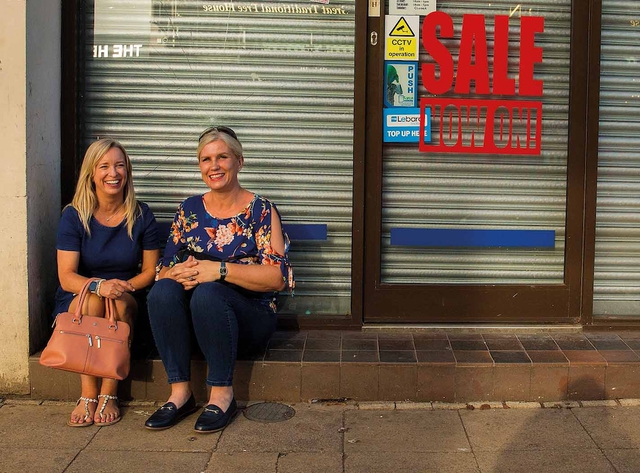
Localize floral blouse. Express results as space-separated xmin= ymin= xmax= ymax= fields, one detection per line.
xmin=159 ymin=194 xmax=294 ymax=312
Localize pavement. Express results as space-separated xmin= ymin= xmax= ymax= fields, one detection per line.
xmin=2 ymin=398 xmax=640 ymax=473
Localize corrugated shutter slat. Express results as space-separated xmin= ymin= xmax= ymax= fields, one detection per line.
xmin=79 ymin=0 xmax=356 ymax=316
xmin=594 ymin=0 xmax=640 ymax=316
xmin=381 ymin=0 xmax=570 ymax=285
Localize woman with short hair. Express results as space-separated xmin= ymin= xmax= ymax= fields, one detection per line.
xmin=145 ymin=126 xmax=294 ymax=433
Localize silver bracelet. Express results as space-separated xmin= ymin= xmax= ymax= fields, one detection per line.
xmin=95 ymin=279 xmax=106 ymax=298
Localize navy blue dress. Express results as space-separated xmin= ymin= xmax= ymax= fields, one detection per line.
xmin=52 ymin=202 xmax=159 ymax=318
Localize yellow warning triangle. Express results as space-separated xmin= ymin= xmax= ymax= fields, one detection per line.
xmin=390 ymin=17 xmax=415 ymax=37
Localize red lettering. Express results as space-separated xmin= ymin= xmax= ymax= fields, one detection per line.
xmin=493 ymin=106 xmax=510 ymax=149
xmin=459 ymin=106 xmax=485 ymax=148
xmin=419 ymin=98 xmax=542 ymax=155
xmin=455 ymin=15 xmax=489 ymax=95
xmin=492 ymin=16 xmax=515 ymax=95
xmin=421 ymin=11 xmax=454 ymax=95
xmin=442 ymin=105 xmax=458 ymax=146
xmin=519 ymin=16 xmax=544 ymax=96
xmin=420 ymin=13 xmax=545 ymax=98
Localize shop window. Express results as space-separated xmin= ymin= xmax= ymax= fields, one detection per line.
xmin=77 ymin=0 xmax=356 ymax=316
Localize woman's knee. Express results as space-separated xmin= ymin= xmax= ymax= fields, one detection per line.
xmin=71 ymin=293 xmax=105 ymax=317
xmin=190 ymin=283 xmax=229 ymax=312
xmin=148 ymin=278 xmax=184 ymax=307
xmin=113 ymin=293 xmax=137 ymax=325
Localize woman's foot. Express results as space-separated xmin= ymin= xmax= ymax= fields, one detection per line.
xmin=207 ymin=386 xmax=234 ymax=412
xmin=95 ymin=394 xmax=121 ymax=426
xmin=166 ymin=391 xmax=195 ymax=410
xmin=68 ymin=396 xmax=98 ymax=427
xmin=145 ymin=392 xmax=198 ymax=430
xmin=194 ymin=398 xmax=238 ymax=434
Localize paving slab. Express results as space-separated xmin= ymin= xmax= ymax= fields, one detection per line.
xmin=205 ymin=453 xmax=278 ymax=473
xmin=603 ymin=449 xmax=640 ymax=473
xmin=216 ymin=404 xmax=343 ymax=453
xmin=85 ymin=406 xmax=218 ymax=452
xmin=0 ymin=403 xmax=97 ymax=449
xmin=357 ymin=402 xmax=395 ymax=410
xmin=572 ymin=407 xmax=640 ymax=449
xmin=474 ymin=450 xmax=616 ymax=473
xmin=344 ymin=410 xmax=469 ymax=453
xmin=460 ymin=409 xmax=597 ymax=452
xmin=0 ymin=448 xmax=78 ymax=473
xmin=6 ymin=399 xmax=640 ymax=473
xmin=618 ymin=398 xmax=640 ymax=407
xmin=344 ymin=452 xmax=479 ymax=473
xmin=65 ymin=450 xmax=210 ymax=473
xmin=278 ymin=453 xmax=344 ymax=473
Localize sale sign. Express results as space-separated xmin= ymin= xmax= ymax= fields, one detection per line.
xmin=419 ymin=12 xmax=544 ymax=155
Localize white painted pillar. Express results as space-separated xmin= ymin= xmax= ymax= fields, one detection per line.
xmin=0 ymin=0 xmax=61 ymax=394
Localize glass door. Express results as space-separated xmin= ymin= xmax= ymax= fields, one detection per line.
xmin=363 ymin=0 xmax=586 ymax=323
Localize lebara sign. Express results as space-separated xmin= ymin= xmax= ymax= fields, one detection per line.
xmin=419 ymin=12 xmax=544 ymax=155
xmin=384 ymin=108 xmax=431 ymax=143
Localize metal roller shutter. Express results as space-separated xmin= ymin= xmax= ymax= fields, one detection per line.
xmin=594 ymin=0 xmax=640 ymax=317
xmin=381 ymin=0 xmax=571 ymax=284
xmin=78 ymin=0 xmax=356 ymax=316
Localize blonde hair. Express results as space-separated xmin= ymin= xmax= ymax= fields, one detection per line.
xmin=70 ymin=138 xmax=140 ymax=238
xmin=197 ymin=130 xmax=243 ymax=161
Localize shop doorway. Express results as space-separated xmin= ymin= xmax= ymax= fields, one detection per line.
xmin=361 ymin=2 xmax=586 ymax=324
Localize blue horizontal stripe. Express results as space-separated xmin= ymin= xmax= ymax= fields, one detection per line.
xmin=283 ymin=224 xmax=328 ymax=241
xmin=390 ymin=228 xmax=555 ymax=248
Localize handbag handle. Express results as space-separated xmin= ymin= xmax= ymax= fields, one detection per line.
xmin=73 ymin=278 xmax=119 ymax=328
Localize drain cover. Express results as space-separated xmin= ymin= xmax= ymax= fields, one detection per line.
xmin=243 ymin=402 xmax=296 ymax=423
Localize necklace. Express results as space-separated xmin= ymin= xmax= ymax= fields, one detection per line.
xmin=101 ymin=204 xmax=123 ymax=222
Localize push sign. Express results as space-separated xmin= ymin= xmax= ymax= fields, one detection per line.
xmin=384 ymin=107 xmax=431 ymax=143
xmin=384 ymin=62 xmax=417 ymax=108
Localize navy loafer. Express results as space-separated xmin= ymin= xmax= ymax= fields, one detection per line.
xmin=194 ymin=398 xmax=238 ymax=433
xmin=145 ymin=393 xmax=198 ymax=430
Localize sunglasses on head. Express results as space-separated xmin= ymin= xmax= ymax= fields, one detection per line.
xmin=199 ymin=125 xmax=238 ymax=142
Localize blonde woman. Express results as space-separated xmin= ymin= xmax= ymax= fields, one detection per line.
xmin=53 ymin=138 xmax=160 ymax=427
xmin=144 ymin=126 xmax=294 ymax=433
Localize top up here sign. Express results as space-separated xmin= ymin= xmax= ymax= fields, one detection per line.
xmin=384 ymin=107 xmax=431 ymax=142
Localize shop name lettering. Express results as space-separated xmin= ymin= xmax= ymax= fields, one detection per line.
xmin=202 ymin=3 xmax=348 ymax=15
xmin=419 ymin=12 xmax=544 ymax=155
xmin=93 ymin=44 xmax=143 ymax=58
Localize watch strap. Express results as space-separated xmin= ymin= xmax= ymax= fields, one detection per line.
xmin=219 ymin=261 xmax=227 ymax=282
xmin=88 ymin=280 xmax=98 ymax=293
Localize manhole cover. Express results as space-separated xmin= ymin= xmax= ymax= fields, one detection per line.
xmin=243 ymin=402 xmax=296 ymax=423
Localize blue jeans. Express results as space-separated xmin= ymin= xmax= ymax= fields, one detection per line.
xmin=147 ymin=279 xmax=277 ymax=386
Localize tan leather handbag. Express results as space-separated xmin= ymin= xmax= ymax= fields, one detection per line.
xmin=40 ymin=279 xmax=131 ymax=380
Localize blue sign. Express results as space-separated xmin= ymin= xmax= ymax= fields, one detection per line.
xmin=383 ymin=107 xmax=431 ymax=143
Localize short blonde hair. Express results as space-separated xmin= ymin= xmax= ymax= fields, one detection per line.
xmin=70 ymin=138 xmax=140 ymax=238
xmin=197 ymin=129 xmax=243 ymax=160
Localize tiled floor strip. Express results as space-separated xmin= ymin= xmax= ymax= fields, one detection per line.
xmin=29 ymin=330 xmax=640 ymax=403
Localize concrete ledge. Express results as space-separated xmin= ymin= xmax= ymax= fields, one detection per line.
xmin=28 ymin=355 xmax=640 ymax=404
xmin=29 ymin=329 xmax=640 ymax=403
